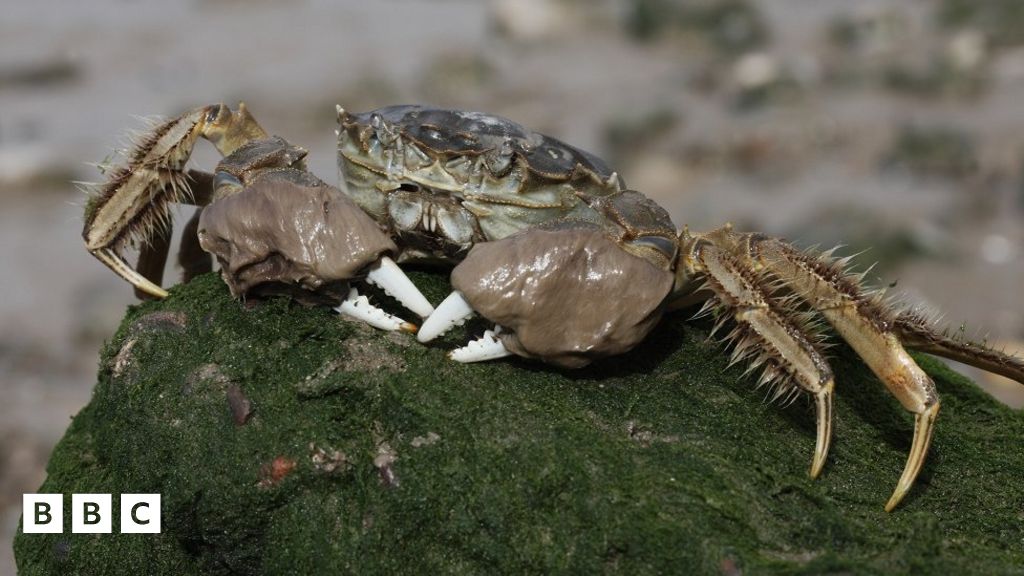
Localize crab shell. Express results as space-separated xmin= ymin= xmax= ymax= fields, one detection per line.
xmin=337 ymin=105 xmax=677 ymax=266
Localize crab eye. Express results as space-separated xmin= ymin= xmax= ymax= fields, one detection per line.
xmin=371 ymin=113 xmax=400 ymax=145
xmin=206 ymin=104 xmax=228 ymax=124
xmin=486 ymin=137 xmax=515 ymax=176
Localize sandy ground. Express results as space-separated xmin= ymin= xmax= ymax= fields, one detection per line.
xmin=3 ymin=1 xmax=1024 ymax=573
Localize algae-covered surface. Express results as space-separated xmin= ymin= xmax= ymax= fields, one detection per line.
xmin=14 ymin=272 xmax=1024 ymax=575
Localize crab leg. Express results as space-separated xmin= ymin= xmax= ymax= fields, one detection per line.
xmin=133 ymin=219 xmax=173 ymax=301
xmin=131 ymin=169 xmax=217 ymax=298
xmin=92 ymin=248 xmax=169 ymax=298
xmin=178 ymin=208 xmax=213 ymax=284
xmin=177 ymin=169 xmax=215 ymax=284
xmin=741 ymin=234 xmax=939 ymax=511
xmin=895 ymin=314 xmax=1024 ymax=384
xmin=685 ymin=238 xmax=836 ymax=478
xmin=83 ymin=104 xmax=268 ymax=298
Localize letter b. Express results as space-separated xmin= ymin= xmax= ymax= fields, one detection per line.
xmin=23 ymin=494 xmax=63 ymax=534
xmin=72 ymin=494 xmax=112 ymax=534
xmin=36 ymin=502 xmax=52 ymax=525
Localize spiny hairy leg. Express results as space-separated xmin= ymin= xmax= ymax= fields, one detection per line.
xmin=132 ymin=169 xmax=215 ymax=298
xmin=895 ymin=313 xmax=1024 ymax=384
xmin=179 ymin=208 xmax=213 ymax=284
xmin=134 ymin=219 xmax=172 ymax=300
xmin=683 ymin=235 xmax=836 ymax=479
xmin=177 ymin=170 xmax=215 ymax=285
xmin=82 ymin=104 xmax=268 ymax=298
xmin=732 ymin=230 xmax=940 ymax=511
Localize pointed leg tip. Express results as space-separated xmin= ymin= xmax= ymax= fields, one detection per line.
xmin=884 ymin=401 xmax=940 ymax=513
xmin=809 ymin=385 xmax=833 ymax=481
xmin=92 ymin=248 xmax=169 ymax=299
xmin=135 ymin=286 xmax=170 ymax=300
xmin=884 ymin=491 xmax=904 ymax=512
xmin=809 ymin=459 xmax=825 ymax=480
xmin=400 ymin=322 xmax=418 ymax=334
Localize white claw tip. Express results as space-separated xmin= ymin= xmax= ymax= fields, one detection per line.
xmin=450 ymin=327 xmax=512 ymax=363
xmin=366 ymin=256 xmax=435 ymax=318
xmin=336 ymin=288 xmax=414 ymax=332
xmin=418 ymin=291 xmax=475 ymax=343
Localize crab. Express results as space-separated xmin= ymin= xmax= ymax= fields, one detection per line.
xmin=82 ymin=103 xmax=1024 ymax=512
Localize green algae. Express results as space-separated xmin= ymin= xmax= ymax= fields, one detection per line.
xmin=14 ymin=272 xmax=1024 ymax=575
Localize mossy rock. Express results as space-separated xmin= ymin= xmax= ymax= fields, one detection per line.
xmin=14 ymin=272 xmax=1024 ymax=575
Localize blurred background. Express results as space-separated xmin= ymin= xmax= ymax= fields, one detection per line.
xmin=3 ymin=0 xmax=1024 ymax=571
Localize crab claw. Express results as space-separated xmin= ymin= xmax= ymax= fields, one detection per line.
xmin=418 ymin=290 xmax=475 ymax=342
xmin=198 ymin=173 xmax=433 ymax=325
xmin=336 ymin=288 xmax=417 ymax=333
xmin=366 ymin=256 xmax=435 ymax=318
xmin=436 ymin=221 xmax=675 ymax=368
xmin=450 ymin=327 xmax=511 ymax=362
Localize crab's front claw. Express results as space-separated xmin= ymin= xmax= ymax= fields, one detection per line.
xmin=418 ymin=291 xmax=513 ymax=361
xmin=420 ymin=221 xmax=675 ymax=368
xmin=197 ymin=171 xmax=431 ymax=330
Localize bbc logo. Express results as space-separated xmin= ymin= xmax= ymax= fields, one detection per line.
xmin=23 ymin=494 xmax=161 ymax=534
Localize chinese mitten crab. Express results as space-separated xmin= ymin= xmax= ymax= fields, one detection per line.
xmin=83 ymin=103 xmax=1024 ymax=511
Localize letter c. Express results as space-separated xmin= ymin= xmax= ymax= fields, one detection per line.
xmin=131 ymin=502 xmax=150 ymax=525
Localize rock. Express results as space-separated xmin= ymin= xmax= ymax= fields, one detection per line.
xmin=15 ymin=272 xmax=1024 ymax=574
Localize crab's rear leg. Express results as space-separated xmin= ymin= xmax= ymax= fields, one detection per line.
xmin=735 ymin=232 xmax=941 ymax=511
xmin=83 ymin=104 xmax=267 ymax=298
xmin=683 ymin=237 xmax=837 ymax=479
xmin=894 ymin=314 xmax=1024 ymax=384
